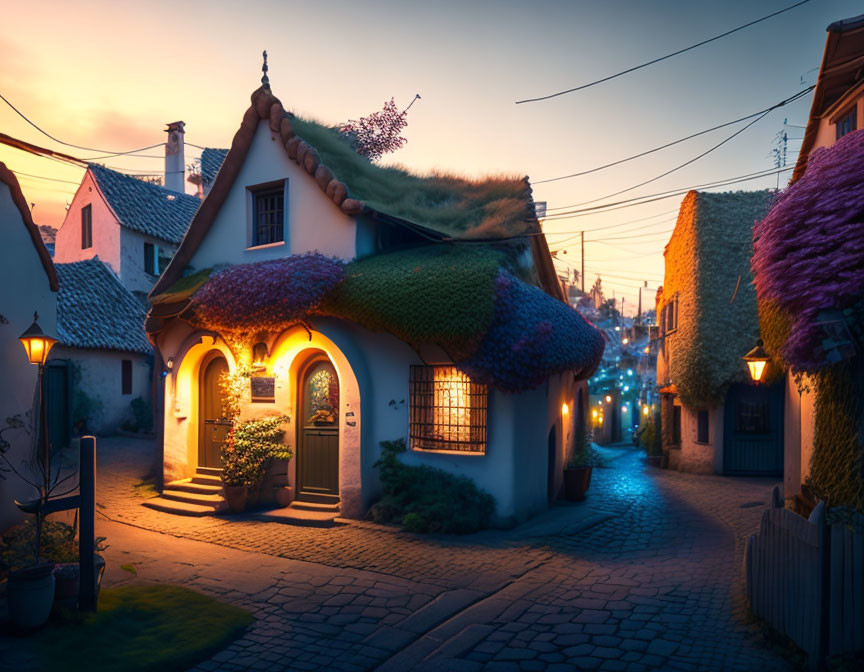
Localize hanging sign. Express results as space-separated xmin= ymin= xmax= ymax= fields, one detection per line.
xmin=251 ymin=376 xmax=276 ymax=403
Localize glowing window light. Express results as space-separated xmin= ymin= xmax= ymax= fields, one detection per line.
xmin=592 ymin=409 xmax=598 ymax=418
xmin=605 ymin=395 xmax=612 ymax=403
xmin=622 ymin=406 xmax=628 ymax=413
xmin=433 ymin=367 xmax=473 ymax=444
xmin=627 ymin=369 xmax=633 ymax=376
xmin=622 ymin=337 xmax=629 ymax=344
xmin=624 ymin=386 xmax=630 ymax=392
xmin=643 ymin=405 xmax=650 ymax=416
xmin=644 ymin=346 xmax=650 ymax=353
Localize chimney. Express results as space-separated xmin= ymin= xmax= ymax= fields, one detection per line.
xmin=164 ymin=121 xmax=185 ymax=193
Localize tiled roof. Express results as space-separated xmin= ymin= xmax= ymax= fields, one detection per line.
xmin=89 ymin=163 xmax=200 ymax=244
xmin=55 ymin=258 xmax=151 ymax=354
xmin=200 ymin=148 xmax=228 ymax=185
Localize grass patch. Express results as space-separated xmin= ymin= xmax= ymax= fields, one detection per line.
xmin=133 ymin=475 xmax=159 ymax=499
xmin=31 ymin=584 xmax=252 ymax=672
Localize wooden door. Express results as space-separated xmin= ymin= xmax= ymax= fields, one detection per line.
xmin=44 ymin=361 xmax=70 ymax=452
xmin=723 ymin=382 xmax=784 ymax=475
xmin=297 ymin=359 xmax=339 ymax=501
xmin=199 ymin=354 xmax=230 ymax=469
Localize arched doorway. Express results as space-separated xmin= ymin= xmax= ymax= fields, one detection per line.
xmin=198 ymin=352 xmax=229 ymax=469
xmin=297 ymin=356 xmax=340 ymax=502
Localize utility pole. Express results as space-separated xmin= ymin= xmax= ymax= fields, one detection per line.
xmin=580 ymin=231 xmax=585 ymax=294
xmin=637 ymin=285 xmax=642 ymax=324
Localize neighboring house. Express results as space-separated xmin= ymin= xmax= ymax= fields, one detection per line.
xmin=54 ymin=163 xmax=200 ymax=296
xmin=52 ymin=259 xmax=153 ymax=436
xmin=753 ymin=13 xmax=864 ymax=512
xmin=0 ymin=164 xmax=59 ymax=531
xmin=656 ymin=189 xmax=780 ymax=475
xmin=144 ymin=82 xmax=605 ymax=525
xmin=188 ymin=148 xmax=229 ymax=198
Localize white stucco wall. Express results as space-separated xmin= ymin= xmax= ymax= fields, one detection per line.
xmin=158 ymin=313 xmax=582 ymax=525
xmin=679 ymin=404 xmax=722 ymax=474
xmin=0 ymin=182 xmax=58 ymax=531
xmin=54 ymin=171 xmax=121 ymax=274
xmin=783 ymin=372 xmax=816 ymax=500
xmin=119 ymin=227 xmax=177 ymax=294
xmin=52 ymin=347 xmax=152 ymax=436
xmin=190 ymin=121 xmax=357 ymax=271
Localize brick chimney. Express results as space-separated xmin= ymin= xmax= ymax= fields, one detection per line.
xmin=164 ymin=121 xmax=185 ymax=193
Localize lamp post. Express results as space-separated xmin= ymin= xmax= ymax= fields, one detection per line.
xmin=18 ymin=312 xmax=58 ymax=493
xmin=743 ymin=339 xmax=770 ymax=383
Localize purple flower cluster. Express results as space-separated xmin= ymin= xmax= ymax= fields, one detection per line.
xmin=458 ymin=271 xmax=605 ymax=392
xmin=753 ymin=129 xmax=864 ymax=370
xmin=190 ymin=253 xmax=345 ymax=332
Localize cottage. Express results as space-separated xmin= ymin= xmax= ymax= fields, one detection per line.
xmin=752 ymin=14 xmax=864 ymax=512
xmin=143 ymin=80 xmax=604 ymax=525
xmin=0 ymin=164 xmax=58 ymax=530
xmin=656 ymin=189 xmax=781 ymax=475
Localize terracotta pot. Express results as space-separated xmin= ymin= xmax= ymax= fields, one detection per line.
xmin=53 ymin=554 xmax=106 ymax=610
xmin=8 ymin=561 xmax=55 ymax=629
xmin=563 ymin=467 xmax=593 ymax=502
xmin=223 ymin=484 xmax=248 ymax=513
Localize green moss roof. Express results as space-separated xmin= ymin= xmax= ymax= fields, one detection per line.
xmin=289 ymin=116 xmax=536 ymax=240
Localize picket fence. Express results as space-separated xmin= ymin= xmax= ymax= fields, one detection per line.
xmin=745 ymin=485 xmax=864 ymax=671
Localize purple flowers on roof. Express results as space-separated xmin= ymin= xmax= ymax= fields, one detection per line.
xmin=752 ymin=129 xmax=864 ymax=370
xmin=190 ymin=253 xmax=345 ymax=332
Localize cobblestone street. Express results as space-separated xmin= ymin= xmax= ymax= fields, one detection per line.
xmin=2 ymin=438 xmax=794 ymax=671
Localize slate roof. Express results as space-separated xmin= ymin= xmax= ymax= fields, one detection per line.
xmin=55 ymin=258 xmax=151 ymax=354
xmin=89 ymin=163 xmax=200 ymax=244
xmin=200 ymin=148 xmax=228 ymax=185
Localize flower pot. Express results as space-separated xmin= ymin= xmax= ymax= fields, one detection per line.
xmin=223 ymin=484 xmax=248 ymax=513
xmin=53 ymin=554 xmax=106 ymax=610
xmin=8 ymin=561 xmax=55 ymax=629
xmin=563 ymin=466 xmax=593 ymax=502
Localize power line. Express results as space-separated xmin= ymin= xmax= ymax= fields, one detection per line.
xmin=11 ymin=170 xmax=82 ymax=185
xmin=515 ymin=0 xmax=812 ymax=103
xmin=532 ymin=86 xmax=813 ymax=184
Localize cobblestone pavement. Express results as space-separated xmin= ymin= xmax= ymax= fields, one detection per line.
xmin=2 ymin=437 xmax=793 ymax=671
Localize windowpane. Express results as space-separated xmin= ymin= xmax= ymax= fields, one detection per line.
xmin=836 ymin=106 xmax=857 ymax=140
xmin=81 ymin=205 xmax=92 ymax=249
xmin=253 ymin=187 xmax=284 ymax=246
xmin=673 ymin=406 xmax=682 ymax=444
xmin=409 ymin=366 xmax=487 ymax=453
xmin=121 ymin=359 xmax=132 ymax=395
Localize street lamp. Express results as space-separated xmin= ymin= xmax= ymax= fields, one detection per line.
xmin=742 ymin=339 xmax=770 ymax=383
xmin=18 ymin=312 xmax=59 ymax=489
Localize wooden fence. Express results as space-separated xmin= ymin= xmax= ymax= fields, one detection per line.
xmin=745 ymin=485 xmax=864 ymax=671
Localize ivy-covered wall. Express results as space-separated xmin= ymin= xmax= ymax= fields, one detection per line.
xmin=661 ymin=190 xmax=773 ymax=408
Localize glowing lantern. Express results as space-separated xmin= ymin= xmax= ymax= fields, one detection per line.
xmin=18 ymin=313 xmax=57 ymax=366
xmin=622 ymin=406 xmax=628 ymax=413
xmin=604 ymin=395 xmax=612 ymax=403
xmin=252 ymin=342 xmax=269 ymax=370
xmin=742 ymin=339 xmax=770 ymax=383
xmin=643 ymin=405 xmax=650 ymax=416
xmin=561 ymin=402 xmax=569 ymax=416
xmin=592 ymin=409 xmax=598 ymax=419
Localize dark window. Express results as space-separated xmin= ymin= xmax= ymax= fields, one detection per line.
xmin=672 ymin=406 xmax=682 ymax=445
xmin=696 ymin=409 xmax=709 ymax=443
xmin=252 ymin=186 xmax=284 ymax=246
xmin=144 ymin=242 xmax=156 ymax=275
xmin=81 ymin=205 xmax=92 ymax=249
xmin=121 ymin=360 xmax=132 ymax=395
xmin=836 ymin=105 xmax=857 ymax=140
xmin=737 ymin=401 xmax=770 ymax=434
xmin=409 ymin=365 xmax=488 ymax=453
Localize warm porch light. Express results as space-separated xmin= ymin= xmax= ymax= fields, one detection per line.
xmin=742 ymin=339 xmax=770 ymax=382
xmin=592 ymin=409 xmax=598 ymax=419
xmin=18 ymin=312 xmax=57 ymax=366
xmin=605 ymin=394 xmax=612 ymax=403
xmin=561 ymin=402 xmax=569 ymax=416
xmin=643 ymin=405 xmax=650 ymax=416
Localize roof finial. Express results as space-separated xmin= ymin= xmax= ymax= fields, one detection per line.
xmin=261 ymin=50 xmax=269 ymax=89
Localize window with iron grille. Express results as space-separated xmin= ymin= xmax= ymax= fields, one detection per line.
xmin=409 ymin=366 xmax=488 ymax=453
xmin=252 ymin=185 xmax=285 ymax=246
xmin=836 ymin=105 xmax=857 ymax=141
xmin=81 ymin=205 xmax=92 ymax=249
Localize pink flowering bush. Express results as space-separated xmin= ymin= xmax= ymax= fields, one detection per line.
xmin=190 ymin=253 xmax=345 ymax=333
xmin=752 ymin=129 xmax=864 ymax=370
xmin=339 ymin=97 xmax=416 ymax=161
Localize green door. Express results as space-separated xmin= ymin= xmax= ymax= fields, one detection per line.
xmin=43 ymin=361 xmax=70 ymax=452
xmin=723 ymin=382 xmax=784 ymax=475
xmin=297 ymin=359 xmax=339 ymax=502
xmin=199 ymin=355 xmax=229 ymax=469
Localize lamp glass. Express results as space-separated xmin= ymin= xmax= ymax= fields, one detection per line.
xmin=19 ymin=333 xmax=57 ymax=365
xmin=747 ymin=360 xmax=767 ymax=382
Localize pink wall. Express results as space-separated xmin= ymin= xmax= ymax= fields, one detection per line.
xmin=809 ymin=85 xmax=864 ymax=156
xmin=54 ymin=171 xmax=122 ymax=275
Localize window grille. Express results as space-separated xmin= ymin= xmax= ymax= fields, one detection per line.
xmin=409 ymin=366 xmax=488 ymax=453
xmin=253 ymin=187 xmax=284 ymax=246
xmin=81 ymin=205 xmax=92 ymax=249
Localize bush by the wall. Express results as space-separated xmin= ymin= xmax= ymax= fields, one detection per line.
xmin=370 ymin=439 xmax=495 ymax=534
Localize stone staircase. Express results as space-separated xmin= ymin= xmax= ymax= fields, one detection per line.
xmin=250 ymin=500 xmax=341 ymax=527
xmin=142 ymin=467 xmax=226 ymax=517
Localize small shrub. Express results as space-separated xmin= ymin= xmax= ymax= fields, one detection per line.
xmin=221 ymin=415 xmax=290 ymax=487
xmin=566 ymin=430 xmax=605 ymax=468
xmin=369 ymin=439 xmax=495 ymax=534
xmin=1 ymin=520 xmax=107 ymax=573
xmin=636 ymin=414 xmax=663 ymax=457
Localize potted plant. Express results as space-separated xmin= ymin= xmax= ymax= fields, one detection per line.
xmin=220 ymin=415 xmax=290 ymax=513
xmin=563 ymin=431 xmax=603 ymax=501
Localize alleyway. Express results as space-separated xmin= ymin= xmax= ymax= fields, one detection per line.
xmin=3 ymin=439 xmax=794 ymax=671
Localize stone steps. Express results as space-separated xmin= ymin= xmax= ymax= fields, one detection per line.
xmin=250 ymin=501 xmax=342 ymax=528
xmin=141 ymin=468 xmax=226 ymax=517
xmin=141 ymin=496 xmax=217 ymax=517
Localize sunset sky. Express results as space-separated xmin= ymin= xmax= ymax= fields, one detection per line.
xmin=1 ymin=0 xmax=859 ymax=310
